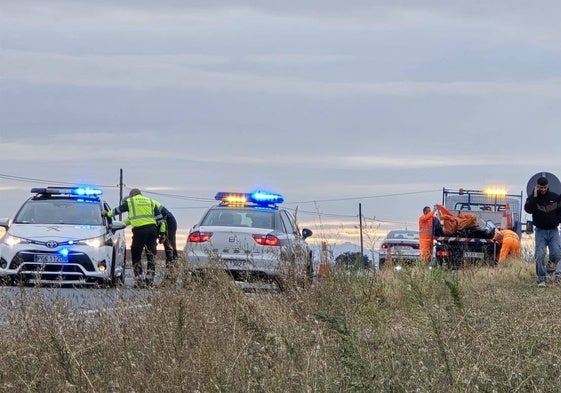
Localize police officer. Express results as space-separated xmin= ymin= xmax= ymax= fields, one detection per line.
xmin=103 ymin=188 xmax=166 ymax=287
xmin=159 ymin=205 xmax=178 ymax=264
xmin=147 ymin=202 xmax=177 ymax=264
xmin=147 ymin=203 xmax=178 ymax=282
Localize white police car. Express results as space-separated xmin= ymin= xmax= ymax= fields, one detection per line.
xmin=0 ymin=187 xmax=127 ymax=286
xmin=184 ymin=191 xmax=313 ymax=290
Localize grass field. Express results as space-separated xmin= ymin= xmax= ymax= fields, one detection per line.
xmin=1 ymin=259 xmax=560 ymax=392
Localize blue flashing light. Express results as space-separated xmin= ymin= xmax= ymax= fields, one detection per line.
xmin=215 ymin=191 xmax=284 ymax=206
xmin=31 ymin=186 xmax=103 ymax=197
xmin=250 ymin=191 xmax=284 ymax=204
xmin=73 ymin=187 xmax=102 ymax=196
xmin=59 ymin=248 xmax=69 ymax=257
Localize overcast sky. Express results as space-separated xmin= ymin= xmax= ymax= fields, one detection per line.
xmin=2 ymin=1 xmax=561 ymax=248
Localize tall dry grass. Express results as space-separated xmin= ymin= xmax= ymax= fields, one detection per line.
xmin=1 ymin=258 xmax=561 ymax=392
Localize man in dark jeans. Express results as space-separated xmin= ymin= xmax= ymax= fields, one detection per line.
xmin=159 ymin=205 xmax=178 ymax=265
xmin=145 ymin=203 xmax=178 ymax=283
xmin=524 ymin=176 xmax=561 ymax=287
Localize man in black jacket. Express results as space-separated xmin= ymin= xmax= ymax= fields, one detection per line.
xmin=144 ymin=203 xmax=178 ymax=284
xmin=524 ymin=176 xmax=561 ymax=287
xmin=159 ymin=205 xmax=178 ymax=265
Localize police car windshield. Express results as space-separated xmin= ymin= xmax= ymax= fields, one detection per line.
xmin=14 ymin=199 xmax=103 ymax=225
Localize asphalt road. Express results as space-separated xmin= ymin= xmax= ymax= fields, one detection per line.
xmin=0 ymin=267 xmax=157 ymax=322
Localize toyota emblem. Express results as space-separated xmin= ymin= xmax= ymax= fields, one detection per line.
xmin=45 ymin=240 xmax=59 ymax=248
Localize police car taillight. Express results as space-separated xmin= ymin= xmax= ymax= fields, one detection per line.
xmin=188 ymin=231 xmax=213 ymax=243
xmin=252 ymin=234 xmax=280 ymax=246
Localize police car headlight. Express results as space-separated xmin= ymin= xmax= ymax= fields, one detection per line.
xmin=84 ymin=236 xmax=104 ymax=248
xmin=3 ymin=235 xmax=28 ymax=246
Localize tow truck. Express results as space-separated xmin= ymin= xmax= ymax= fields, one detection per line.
xmin=434 ymin=187 xmax=525 ymax=268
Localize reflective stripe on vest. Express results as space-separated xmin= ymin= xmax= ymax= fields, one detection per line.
xmin=127 ymin=195 xmax=157 ymax=227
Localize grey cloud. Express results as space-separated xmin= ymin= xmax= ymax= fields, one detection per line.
xmin=4 ymin=0 xmax=561 ymax=41
xmin=4 ymin=50 xmax=561 ymax=97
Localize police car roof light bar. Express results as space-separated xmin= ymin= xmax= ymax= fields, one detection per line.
xmin=31 ymin=186 xmax=103 ymax=196
xmin=215 ymin=191 xmax=284 ymax=206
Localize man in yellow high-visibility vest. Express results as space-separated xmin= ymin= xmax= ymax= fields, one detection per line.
xmin=103 ymin=188 xmax=166 ymax=287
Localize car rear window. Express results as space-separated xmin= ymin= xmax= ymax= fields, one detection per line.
xmin=201 ymin=209 xmax=275 ymax=229
xmin=386 ymin=230 xmax=419 ymax=240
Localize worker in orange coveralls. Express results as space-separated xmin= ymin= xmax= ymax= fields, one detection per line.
xmin=418 ymin=206 xmax=436 ymax=265
xmin=493 ymin=228 xmax=521 ymax=263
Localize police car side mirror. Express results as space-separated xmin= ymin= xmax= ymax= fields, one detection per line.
xmin=0 ymin=218 xmax=10 ymax=230
xmin=110 ymin=221 xmax=127 ymax=232
xmin=302 ymin=228 xmax=313 ymax=239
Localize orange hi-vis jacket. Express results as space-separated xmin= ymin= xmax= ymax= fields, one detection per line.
xmin=493 ymin=229 xmax=521 ymax=263
xmin=418 ymin=210 xmax=435 ymax=262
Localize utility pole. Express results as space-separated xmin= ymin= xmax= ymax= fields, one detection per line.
xmin=359 ymin=203 xmax=365 ymax=268
xmin=119 ymin=169 xmax=124 ymax=220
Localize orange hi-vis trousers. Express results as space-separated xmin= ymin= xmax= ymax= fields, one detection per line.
xmin=419 ymin=238 xmax=434 ymax=264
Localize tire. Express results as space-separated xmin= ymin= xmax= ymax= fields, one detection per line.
xmin=306 ymin=256 xmax=314 ymax=285
xmin=274 ymin=277 xmax=287 ymax=292
xmin=109 ymin=249 xmax=124 ymax=287
xmin=117 ymin=262 xmax=125 ymax=284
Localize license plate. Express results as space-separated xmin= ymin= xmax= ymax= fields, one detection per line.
xmin=224 ymin=259 xmax=248 ymax=268
xmin=34 ymin=254 xmax=67 ymax=263
xmin=464 ymin=251 xmax=484 ymax=259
